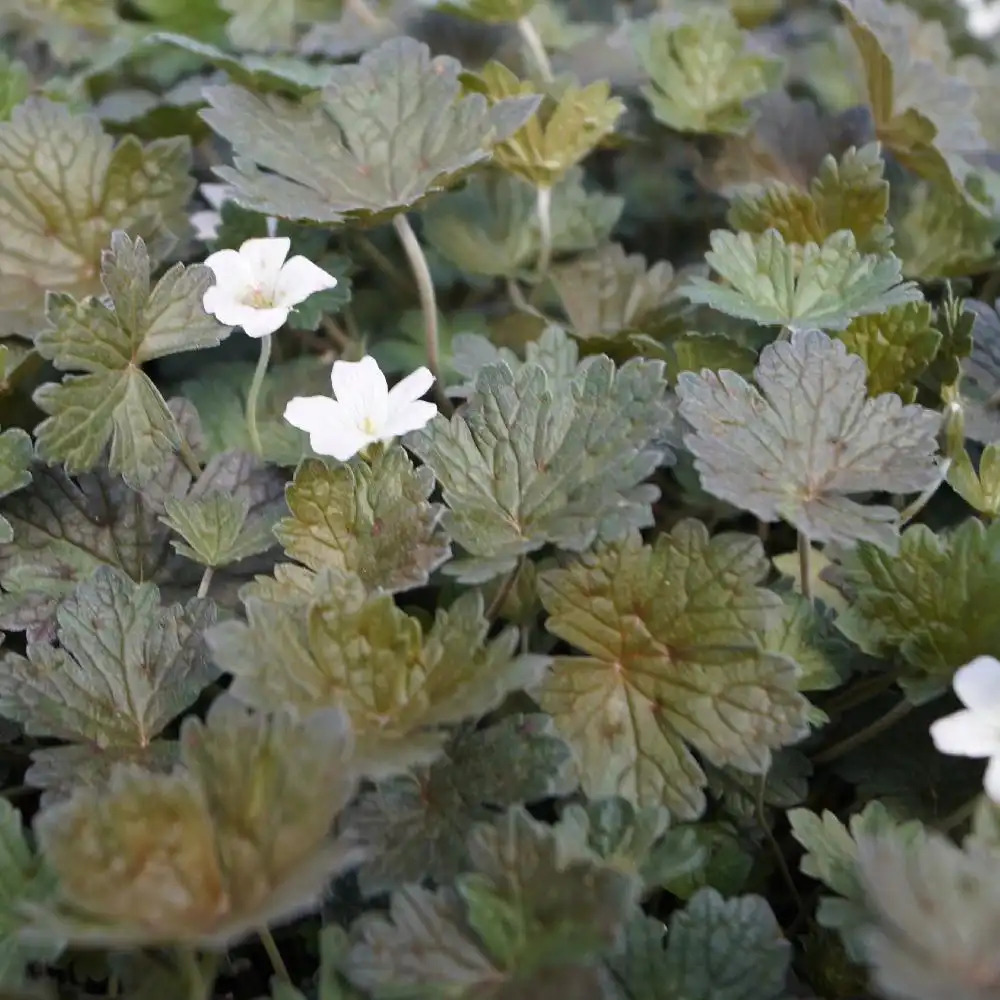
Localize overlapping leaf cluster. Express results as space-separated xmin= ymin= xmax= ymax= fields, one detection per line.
xmin=0 ymin=0 xmax=997 ymax=998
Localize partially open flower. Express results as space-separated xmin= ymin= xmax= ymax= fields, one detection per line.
xmin=202 ymin=237 xmax=337 ymax=339
xmin=930 ymin=655 xmax=1000 ymax=801
xmin=284 ymin=355 xmax=438 ymax=462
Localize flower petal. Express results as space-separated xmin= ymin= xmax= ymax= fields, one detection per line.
xmin=191 ymin=210 xmax=222 ymax=243
xmin=331 ymin=356 xmax=388 ymax=429
xmin=284 ymin=395 xmax=373 ymax=462
xmin=284 ymin=395 xmax=341 ymax=434
xmin=930 ymin=709 xmax=1000 ymax=758
xmin=387 ymin=366 xmax=434 ymax=408
xmin=311 ymin=424 xmax=374 ymax=462
xmin=986 ymin=757 xmax=1000 ymax=803
xmin=381 ymin=400 xmax=439 ymax=439
xmin=239 ymin=237 xmax=291 ymax=295
xmin=203 ymin=248 xmax=252 ymax=293
xmin=954 ymin=656 xmax=1000 ymax=713
xmin=200 ymin=183 xmax=231 ymax=210
xmin=274 ymin=255 xmax=338 ymax=308
xmin=203 ymin=293 xmax=288 ymax=337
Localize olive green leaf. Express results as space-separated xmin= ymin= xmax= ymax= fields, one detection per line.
xmin=181 ymin=355 xmax=333 ymax=465
xmin=728 ymin=143 xmax=892 ymax=255
xmin=206 ymin=572 xmax=546 ymax=776
xmin=838 ymin=0 xmax=987 ymax=196
xmin=548 ymin=244 xmax=689 ymax=340
xmin=895 ymin=181 xmax=1000 ymax=281
xmin=677 ymin=328 xmax=942 ymax=549
xmin=0 ymin=566 xmax=217 ymax=800
xmin=344 ymin=715 xmax=576 ymax=895
xmin=856 ymin=829 xmax=1000 ymax=1000
xmin=423 ymin=168 xmax=622 ymax=280
xmin=635 ymin=8 xmax=783 ymax=136
xmin=33 ymin=231 xmax=231 ymax=488
xmin=25 ymin=700 xmax=363 ymax=949
xmin=433 ymin=0 xmax=537 ymax=23
xmin=789 ymin=802 xmax=926 ymax=960
xmin=606 ymin=890 xmax=790 ymax=1000
xmin=0 ymin=429 xmax=32 ymax=545
xmin=160 ymin=492 xmax=279 ymax=569
xmin=948 ymin=444 xmax=1000 ymax=518
xmin=834 ymin=518 xmax=1000 ymax=697
xmin=345 ymin=808 xmax=639 ymax=999
xmin=0 ymin=99 xmax=193 ymax=337
xmin=682 ymin=229 xmax=921 ymax=331
xmin=0 ymin=56 xmax=29 ymax=122
xmin=274 ymin=447 xmax=449 ymax=595
xmin=201 ymin=37 xmax=540 ymax=224
xmin=835 ymin=300 xmax=941 ymax=401
xmin=220 ymin=0 xmax=339 ymax=51
xmin=537 ymin=525 xmax=809 ymax=819
xmin=408 ymin=328 xmax=675 ymax=582
xmin=468 ymin=62 xmax=624 ymax=188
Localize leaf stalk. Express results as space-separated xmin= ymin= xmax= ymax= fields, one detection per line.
xmin=246 ymin=333 xmax=273 ymax=459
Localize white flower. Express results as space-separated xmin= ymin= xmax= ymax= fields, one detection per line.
xmin=930 ymin=655 xmax=1000 ymax=801
xmin=284 ymin=355 xmax=437 ymax=461
xmin=190 ymin=183 xmax=232 ymax=242
xmin=202 ymin=237 xmax=337 ymax=339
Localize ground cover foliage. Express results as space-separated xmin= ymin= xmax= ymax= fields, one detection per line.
xmin=2 ymin=0 xmax=1000 ymax=998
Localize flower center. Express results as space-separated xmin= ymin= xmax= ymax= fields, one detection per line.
xmin=360 ymin=416 xmax=379 ymax=436
xmin=244 ymin=285 xmax=272 ymax=309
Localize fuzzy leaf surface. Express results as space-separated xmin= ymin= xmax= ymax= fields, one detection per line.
xmin=677 ymin=328 xmax=942 ymax=549
xmin=537 ymin=524 xmax=808 ymax=819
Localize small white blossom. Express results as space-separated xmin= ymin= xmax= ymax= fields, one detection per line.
xmin=930 ymin=655 xmax=1000 ymax=801
xmin=284 ymin=355 xmax=437 ymax=462
xmin=203 ymin=237 xmax=337 ymax=339
xmin=190 ymin=183 xmax=232 ymax=243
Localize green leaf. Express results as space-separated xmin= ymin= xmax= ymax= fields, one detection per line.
xmin=895 ymin=181 xmax=1000 ymax=281
xmin=273 ymin=447 xmax=451 ymax=595
xmin=682 ymin=229 xmax=921 ymax=331
xmin=548 ymin=243 xmax=690 ymax=340
xmin=728 ymin=142 xmax=892 ymax=255
xmin=838 ymin=0 xmax=987 ymax=197
xmin=201 ymin=37 xmax=540 ymax=223
xmin=470 ymin=63 xmax=624 ymax=187
xmin=344 ymin=714 xmax=577 ymax=895
xmin=220 ymin=0 xmax=338 ymax=51
xmin=606 ymin=889 xmax=790 ymax=1000
xmin=835 ymin=300 xmax=941 ymax=401
xmin=635 ymin=9 xmax=783 ymax=136
xmin=33 ymin=232 xmax=230 ymax=488
xmin=0 ymin=56 xmax=29 ymax=122
xmin=947 ymin=444 xmax=1000 ymax=517
xmin=856 ymin=829 xmax=1000 ymax=1000
xmin=181 ymin=356 xmax=333 ymax=465
xmin=0 ymin=98 xmax=193 ymax=337
xmin=677 ymin=328 xmax=942 ymax=549
xmin=834 ymin=518 xmax=1000 ymax=695
xmin=789 ymin=801 xmax=925 ymax=959
xmin=206 ymin=573 xmax=546 ymax=776
xmin=160 ymin=492 xmax=278 ymax=569
xmin=0 ymin=566 xmax=217 ymax=799
xmin=0 ymin=429 xmax=32 ymax=545
xmin=345 ymin=808 xmax=638 ymax=998
xmin=423 ymin=168 xmax=622 ymax=280
xmin=556 ymin=798 xmax=706 ymax=892
xmin=26 ymin=700 xmax=362 ymax=949
xmin=433 ymin=0 xmax=537 ymax=23
xmin=408 ymin=328 xmax=676 ymax=581
xmin=960 ymin=299 xmax=1000 ymax=444
xmin=537 ymin=524 xmax=808 ymax=819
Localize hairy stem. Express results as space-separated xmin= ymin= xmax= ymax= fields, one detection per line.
xmin=517 ymin=15 xmax=554 ymax=81
xmin=392 ymin=213 xmax=451 ymax=414
xmin=534 ymin=185 xmax=554 ymax=281
xmin=259 ymin=927 xmax=292 ymax=984
xmin=196 ymin=566 xmax=214 ymax=600
xmin=246 ymin=334 xmax=273 ymax=459
xmin=811 ymin=698 xmax=913 ymax=764
xmin=797 ymin=532 xmax=813 ymax=604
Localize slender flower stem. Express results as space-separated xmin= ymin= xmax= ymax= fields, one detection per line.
xmin=196 ymin=566 xmax=214 ymax=600
xmin=534 ymin=185 xmax=554 ymax=282
xmin=486 ymin=559 xmax=523 ymax=622
xmin=517 ymin=15 xmax=554 ymax=81
xmin=392 ymin=213 xmax=452 ymax=414
xmin=246 ymin=333 xmax=273 ymax=459
xmin=936 ymin=794 xmax=980 ymax=833
xmin=346 ymin=0 xmax=385 ymax=28
xmin=797 ymin=532 xmax=813 ymax=604
xmin=899 ymin=458 xmax=951 ymax=525
xmin=756 ymin=772 xmax=806 ymax=927
xmin=259 ymin=927 xmax=292 ymax=984
xmin=811 ymin=698 xmax=913 ymax=764
xmin=176 ymin=949 xmax=217 ymax=1000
